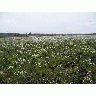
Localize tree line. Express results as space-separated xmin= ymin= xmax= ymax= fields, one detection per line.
xmin=0 ymin=32 xmax=96 ymax=38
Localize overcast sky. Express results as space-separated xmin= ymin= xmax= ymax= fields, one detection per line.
xmin=0 ymin=12 xmax=96 ymax=34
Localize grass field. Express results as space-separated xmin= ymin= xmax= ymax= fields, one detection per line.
xmin=0 ymin=35 xmax=96 ymax=84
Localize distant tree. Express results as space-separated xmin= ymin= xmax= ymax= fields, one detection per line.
xmin=29 ymin=32 xmax=31 ymax=35
xmin=26 ymin=33 xmax=28 ymax=37
xmin=15 ymin=33 xmax=20 ymax=37
xmin=14 ymin=33 xmax=17 ymax=37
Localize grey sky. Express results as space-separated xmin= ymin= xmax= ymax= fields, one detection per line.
xmin=0 ymin=12 xmax=96 ymax=34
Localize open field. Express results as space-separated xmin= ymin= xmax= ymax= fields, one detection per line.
xmin=0 ymin=35 xmax=96 ymax=84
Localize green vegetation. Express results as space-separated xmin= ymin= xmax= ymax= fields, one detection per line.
xmin=0 ymin=36 xmax=96 ymax=84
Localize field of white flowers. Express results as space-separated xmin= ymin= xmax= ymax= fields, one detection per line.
xmin=0 ymin=35 xmax=96 ymax=84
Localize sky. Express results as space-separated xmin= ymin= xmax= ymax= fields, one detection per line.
xmin=0 ymin=12 xmax=96 ymax=34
